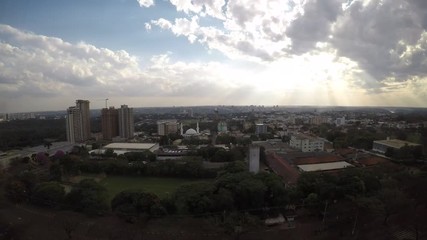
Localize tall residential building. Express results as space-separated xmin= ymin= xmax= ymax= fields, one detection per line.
xmin=66 ymin=100 xmax=91 ymax=143
xmin=118 ymin=105 xmax=134 ymax=139
xmin=101 ymin=107 xmax=119 ymax=140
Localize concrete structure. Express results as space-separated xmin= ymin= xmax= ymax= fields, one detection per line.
xmin=372 ymin=139 xmax=421 ymax=154
xmin=289 ymin=133 xmax=324 ymax=152
xmin=249 ymin=145 xmax=260 ymax=173
xmin=297 ymin=161 xmax=353 ymax=172
xmin=103 ymin=143 xmax=159 ymax=154
xmin=101 ymin=107 xmax=118 ymax=140
xmin=157 ymin=120 xmax=178 ymax=136
xmin=255 ymin=123 xmax=267 ymax=135
xmin=118 ymin=105 xmax=134 ymax=139
xmin=66 ymin=100 xmax=91 ymax=143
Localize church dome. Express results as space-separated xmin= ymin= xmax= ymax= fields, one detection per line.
xmin=185 ymin=128 xmax=197 ymax=135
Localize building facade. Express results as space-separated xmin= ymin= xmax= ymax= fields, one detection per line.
xmin=101 ymin=107 xmax=119 ymax=140
xmin=255 ymin=123 xmax=268 ymax=135
xmin=66 ymin=100 xmax=91 ymax=143
xmin=118 ymin=105 xmax=134 ymax=139
xmin=289 ymin=134 xmax=324 ymax=152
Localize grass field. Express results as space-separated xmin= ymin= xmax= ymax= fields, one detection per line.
xmin=99 ymin=176 xmax=206 ymax=201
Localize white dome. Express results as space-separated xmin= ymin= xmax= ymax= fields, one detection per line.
xmin=185 ymin=128 xmax=197 ymax=135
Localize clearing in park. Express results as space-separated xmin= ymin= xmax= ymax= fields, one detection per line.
xmin=99 ymin=176 xmax=206 ymax=200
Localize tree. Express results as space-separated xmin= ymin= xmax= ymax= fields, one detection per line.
xmin=31 ymin=181 xmax=65 ymax=208
xmin=49 ymin=163 xmax=63 ymax=181
xmin=65 ymin=179 xmax=109 ymax=215
xmin=111 ymin=190 xmax=166 ymax=222
xmin=4 ymin=179 xmax=27 ymax=203
xmin=173 ymin=182 xmax=215 ymax=214
xmin=104 ymin=148 xmax=116 ymax=158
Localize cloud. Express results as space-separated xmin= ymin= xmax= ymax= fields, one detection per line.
xmin=137 ymin=0 xmax=154 ymax=8
xmin=0 ymin=24 xmax=255 ymax=111
xmin=147 ymin=0 xmax=427 ymax=96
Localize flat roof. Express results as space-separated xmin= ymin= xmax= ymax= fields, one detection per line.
xmin=298 ymin=161 xmax=353 ymax=172
xmin=104 ymin=143 xmax=157 ymax=150
xmin=374 ymin=139 xmax=420 ymax=149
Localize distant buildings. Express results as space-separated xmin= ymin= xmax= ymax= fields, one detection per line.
xmin=335 ymin=117 xmax=346 ymax=126
xmin=66 ymin=100 xmax=91 ymax=143
xmin=289 ymin=133 xmax=324 ymax=152
xmin=157 ymin=120 xmax=178 ymax=136
xmin=118 ymin=105 xmax=134 ymax=139
xmin=310 ymin=116 xmax=330 ymax=125
xmin=372 ymin=139 xmax=421 ymax=154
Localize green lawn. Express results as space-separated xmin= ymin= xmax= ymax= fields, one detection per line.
xmin=99 ymin=176 xmax=206 ymax=201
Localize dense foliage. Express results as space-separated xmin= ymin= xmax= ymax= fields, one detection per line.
xmin=0 ymin=119 xmax=66 ymax=151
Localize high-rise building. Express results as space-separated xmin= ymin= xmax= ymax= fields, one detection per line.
xmin=66 ymin=100 xmax=91 ymax=143
xmin=118 ymin=105 xmax=134 ymax=139
xmin=76 ymin=99 xmax=91 ymax=140
xmin=101 ymin=107 xmax=119 ymax=140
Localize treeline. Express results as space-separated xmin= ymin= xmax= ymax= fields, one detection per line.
xmin=53 ymin=155 xmax=217 ymax=179
xmin=0 ymin=119 xmax=66 ymax=151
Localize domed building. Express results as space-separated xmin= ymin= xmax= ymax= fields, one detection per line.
xmin=181 ymin=122 xmax=200 ymax=138
xmin=185 ymin=128 xmax=198 ymax=136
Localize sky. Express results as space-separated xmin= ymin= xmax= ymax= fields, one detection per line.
xmin=1 ymin=0 xmax=427 ymax=112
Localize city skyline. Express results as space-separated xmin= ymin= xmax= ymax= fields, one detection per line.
xmin=1 ymin=0 xmax=427 ymax=113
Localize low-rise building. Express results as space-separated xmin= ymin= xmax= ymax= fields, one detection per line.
xmin=289 ymin=133 xmax=324 ymax=152
xmin=103 ymin=143 xmax=159 ymax=155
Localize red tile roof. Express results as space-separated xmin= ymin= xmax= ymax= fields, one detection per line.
xmin=293 ymin=154 xmax=345 ymax=165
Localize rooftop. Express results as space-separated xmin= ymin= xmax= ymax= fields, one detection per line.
xmin=374 ymin=139 xmax=420 ymax=149
xmin=104 ymin=143 xmax=157 ymax=150
xmin=297 ymin=161 xmax=354 ymax=172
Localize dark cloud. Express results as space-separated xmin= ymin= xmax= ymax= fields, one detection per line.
xmin=286 ymin=0 xmax=343 ymax=53
xmin=331 ymin=0 xmax=427 ymax=85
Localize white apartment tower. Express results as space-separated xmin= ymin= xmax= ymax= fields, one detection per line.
xmin=66 ymin=100 xmax=91 ymax=143
xmin=118 ymin=105 xmax=134 ymax=139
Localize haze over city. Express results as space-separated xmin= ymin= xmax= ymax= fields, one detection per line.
xmin=1 ymin=0 xmax=427 ymax=113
